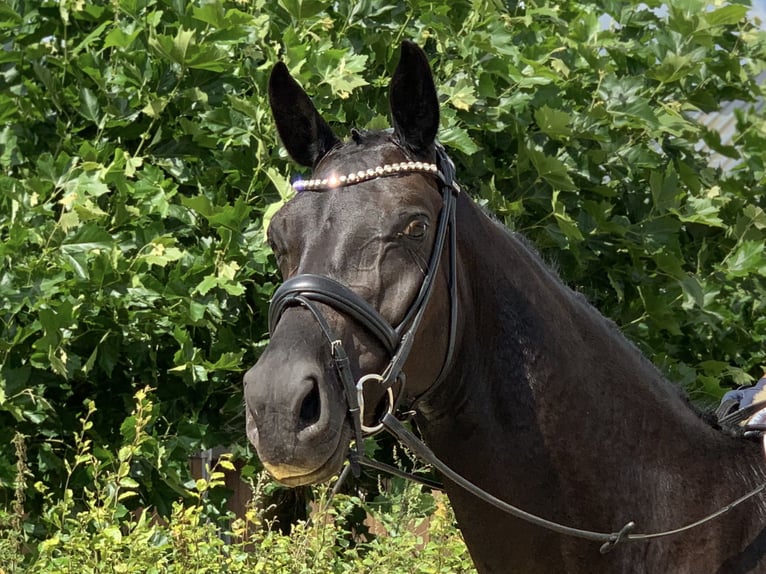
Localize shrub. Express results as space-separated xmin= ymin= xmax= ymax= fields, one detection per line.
xmin=0 ymin=0 xmax=764 ymax=565
xmin=0 ymin=389 xmax=474 ymax=573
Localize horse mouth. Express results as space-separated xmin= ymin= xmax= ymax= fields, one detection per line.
xmin=246 ymin=407 xmax=350 ymax=487
xmin=262 ymin=446 xmax=347 ymax=486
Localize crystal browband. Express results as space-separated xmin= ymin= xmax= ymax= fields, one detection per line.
xmin=293 ymin=161 xmax=439 ymax=192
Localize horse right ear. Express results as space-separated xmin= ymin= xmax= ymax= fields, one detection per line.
xmin=268 ymin=62 xmax=339 ymax=168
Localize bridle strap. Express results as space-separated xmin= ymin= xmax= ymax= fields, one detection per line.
xmin=429 ymin=181 xmax=459 ymax=390
xmin=381 ymin=168 xmax=458 ymax=389
xmin=270 ymin=275 xmax=399 ymax=355
xmin=379 ymin=412 xmax=766 ymax=553
xmin=286 ymin=295 xmax=366 ymax=470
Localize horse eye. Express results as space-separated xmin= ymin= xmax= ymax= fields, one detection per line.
xmin=403 ymin=218 xmax=429 ymax=239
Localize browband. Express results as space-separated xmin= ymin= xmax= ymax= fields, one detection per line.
xmin=293 ymin=161 xmax=439 ymax=192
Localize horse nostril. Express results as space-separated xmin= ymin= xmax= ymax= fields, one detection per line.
xmin=298 ymin=378 xmax=321 ymax=429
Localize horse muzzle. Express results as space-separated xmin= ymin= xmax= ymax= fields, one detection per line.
xmin=243 ymin=312 xmax=353 ymax=486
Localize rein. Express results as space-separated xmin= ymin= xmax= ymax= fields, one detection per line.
xmin=379 ymin=412 xmax=766 ymax=554
xmin=268 ymin=143 xmax=766 ymax=554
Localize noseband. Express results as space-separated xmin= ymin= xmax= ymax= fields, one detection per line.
xmin=268 ymin=142 xmax=460 ymax=458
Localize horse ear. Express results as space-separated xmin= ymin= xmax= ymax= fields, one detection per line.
xmin=389 ymin=41 xmax=440 ymax=155
xmin=269 ymin=62 xmax=339 ymax=167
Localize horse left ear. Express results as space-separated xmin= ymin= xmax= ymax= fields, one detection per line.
xmin=389 ymin=41 xmax=440 ymax=155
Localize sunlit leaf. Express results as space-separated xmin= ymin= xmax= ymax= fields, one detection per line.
xmin=726 ymin=241 xmax=765 ymax=277
xmin=78 ymin=87 xmax=101 ymax=123
xmin=703 ymin=4 xmax=748 ymax=27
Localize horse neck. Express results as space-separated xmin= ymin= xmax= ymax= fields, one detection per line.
xmin=418 ymin=195 xmax=765 ymax=535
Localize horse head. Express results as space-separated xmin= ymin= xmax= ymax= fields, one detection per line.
xmin=243 ymin=42 xmax=459 ymax=486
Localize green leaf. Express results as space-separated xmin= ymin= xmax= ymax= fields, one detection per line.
xmin=120 ymin=415 xmax=137 ymax=441
xmin=444 ymin=76 xmax=478 ymax=111
xmin=600 ymin=76 xmax=659 ymax=129
xmin=527 ymin=148 xmax=576 ymax=190
xmin=534 ymin=106 xmax=572 ymax=139
xmin=320 ymin=52 xmax=369 ymax=97
xmin=649 ymin=52 xmax=696 ymax=84
xmin=653 ymin=248 xmax=686 ymax=281
xmin=59 ymin=210 xmax=80 ymax=232
xmin=189 ymin=301 xmax=207 ymax=322
xmin=439 ymin=126 xmax=480 ymax=156
xmin=61 ymin=252 xmax=89 ymax=279
xmin=103 ymin=27 xmax=141 ymax=50
xmin=674 ymin=196 xmax=725 ymax=228
xmin=181 ymin=194 xmax=214 ymax=218
xmin=62 ymin=171 xmax=110 ymax=199
xmin=205 ymin=351 xmax=244 ymax=371
xmin=0 ymin=2 xmax=22 ymax=26
xmin=149 ymin=28 xmax=197 ymax=67
xmin=195 ymin=275 xmax=220 ymax=295
xmin=184 ymin=45 xmax=228 ymax=72
xmin=609 ymin=96 xmax=659 ymax=128
xmin=726 ymin=241 xmax=765 ymax=277
xmin=118 ymin=477 xmax=140 ymax=489
xmin=207 ymin=198 xmax=251 ymax=229
xmin=172 ymin=28 xmax=195 ymax=64
xmin=703 ymin=4 xmax=748 ymax=27
xmin=278 ymin=0 xmax=328 ymax=19
xmin=264 ymin=168 xmax=295 ymax=202
xmin=60 ymin=224 xmax=112 ymax=253
xmin=552 ymin=190 xmax=584 ymax=242
xmin=192 ymin=3 xmax=225 ymax=28
xmin=78 ymin=87 xmax=101 ymax=123
xmin=140 ymin=238 xmax=184 ymax=268
xmin=649 ymin=166 xmax=680 ymax=211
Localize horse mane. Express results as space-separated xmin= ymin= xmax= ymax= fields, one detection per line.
xmin=472 ymin=196 xmax=733 ymax=434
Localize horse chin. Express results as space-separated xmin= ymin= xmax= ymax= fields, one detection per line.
xmin=263 ymin=456 xmax=343 ymax=487
xmin=247 ymin=408 xmax=351 ymax=486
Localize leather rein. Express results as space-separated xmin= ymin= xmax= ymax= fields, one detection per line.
xmin=267 ymin=143 xmax=766 ymax=554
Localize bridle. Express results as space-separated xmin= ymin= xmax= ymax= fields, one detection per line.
xmin=267 ymin=142 xmax=766 ymax=554
xmin=269 ymin=142 xmax=460 ymax=439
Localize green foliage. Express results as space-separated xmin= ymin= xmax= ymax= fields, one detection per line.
xmin=0 ymin=0 xmax=765 ymax=566
xmin=0 ymin=0 xmax=280 ymax=508
xmin=0 ymin=389 xmax=474 ymax=573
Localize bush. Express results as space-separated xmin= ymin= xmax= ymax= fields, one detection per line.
xmin=0 ymin=0 xmax=764 ymax=567
xmin=0 ymin=389 xmax=474 ymax=573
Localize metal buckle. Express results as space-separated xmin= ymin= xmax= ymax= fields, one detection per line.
xmin=357 ymin=374 xmax=395 ymax=435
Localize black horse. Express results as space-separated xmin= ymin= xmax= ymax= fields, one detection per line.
xmin=244 ymin=42 xmax=766 ymax=573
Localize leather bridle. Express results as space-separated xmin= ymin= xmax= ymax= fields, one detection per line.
xmin=269 ymin=142 xmax=459 ymax=441
xmin=266 ymin=142 xmax=766 ymax=554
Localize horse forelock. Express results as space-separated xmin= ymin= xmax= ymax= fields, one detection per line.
xmin=312 ymin=129 xmax=430 ymax=174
